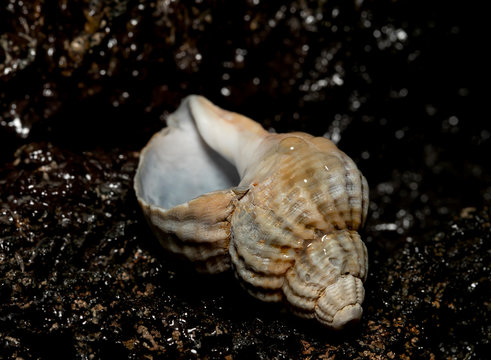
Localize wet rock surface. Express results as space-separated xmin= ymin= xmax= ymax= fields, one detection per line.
xmin=1 ymin=1 xmax=489 ymax=359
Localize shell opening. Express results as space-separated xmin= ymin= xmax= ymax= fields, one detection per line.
xmin=134 ymin=98 xmax=240 ymax=209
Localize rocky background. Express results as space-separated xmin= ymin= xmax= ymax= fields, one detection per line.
xmin=0 ymin=0 xmax=489 ymax=359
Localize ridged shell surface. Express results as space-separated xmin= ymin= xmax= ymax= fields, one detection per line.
xmin=134 ymin=95 xmax=369 ymax=329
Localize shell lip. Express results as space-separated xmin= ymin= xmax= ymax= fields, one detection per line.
xmin=133 ymin=127 xmax=169 ymax=208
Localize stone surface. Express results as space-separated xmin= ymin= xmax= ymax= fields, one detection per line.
xmin=1 ymin=1 xmax=489 ymax=359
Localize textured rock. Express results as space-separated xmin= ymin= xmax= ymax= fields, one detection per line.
xmin=0 ymin=0 xmax=489 ymax=359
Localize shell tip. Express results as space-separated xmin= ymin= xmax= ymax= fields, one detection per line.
xmin=331 ymin=303 xmax=363 ymax=330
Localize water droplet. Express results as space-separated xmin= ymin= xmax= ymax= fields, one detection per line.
xmin=448 ymin=116 xmax=459 ymax=126
xmin=220 ymin=87 xmax=231 ymax=96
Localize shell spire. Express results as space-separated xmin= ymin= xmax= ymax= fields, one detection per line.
xmin=134 ymin=95 xmax=369 ymax=329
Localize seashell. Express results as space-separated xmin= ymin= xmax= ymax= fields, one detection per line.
xmin=134 ymin=95 xmax=369 ymax=329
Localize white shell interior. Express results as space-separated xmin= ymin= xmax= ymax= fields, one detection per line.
xmin=135 ymin=99 xmax=240 ymax=209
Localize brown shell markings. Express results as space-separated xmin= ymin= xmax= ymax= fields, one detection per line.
xmin=134 ymin=95 xmax=369 ymax=329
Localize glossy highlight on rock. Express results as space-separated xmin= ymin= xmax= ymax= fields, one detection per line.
xmin=134 ymin=95 xmax=369 ymax=329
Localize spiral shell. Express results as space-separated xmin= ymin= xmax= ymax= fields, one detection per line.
xmin=134 ymin=95 xmax=369 ymax=329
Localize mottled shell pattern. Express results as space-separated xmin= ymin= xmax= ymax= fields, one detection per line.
xmin=134 ymin=95 xmax=369 ymax=329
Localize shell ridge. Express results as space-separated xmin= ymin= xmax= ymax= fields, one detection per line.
xmin=330 ymin=151 xmax=354 ymax=229
xmin=337 ymin=151 xmax=365 ymax=230
xmin=230 ymin=239 xmax=285 ymax=291
xmin=231 ymin=202 xmax=297 ymax=276
xmin=361 ymin=175 xmax=369 ymax=227
xmin=316 ymin=153 xmax=349 ymax=230
xmin=349 ymin=230 xmax=367 ymax=280
xmin=244 ymin=191 xmax=305 ymax=249
xmin=283 ymin=267 xmax=322 ymax=301
xmin=154 ymin=231 xmax=229 ymax=263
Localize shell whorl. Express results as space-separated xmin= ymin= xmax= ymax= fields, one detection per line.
xmin=134 ymin=95 xmax=369 ymax=328
xmin=283 ymin=231 xmax=367 ymax=329
xmin=229 ymin=135 xmax=369 ymax=326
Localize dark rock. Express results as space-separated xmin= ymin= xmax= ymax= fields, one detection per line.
xmin=1 ymin=0 xmax=489 ymax=359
